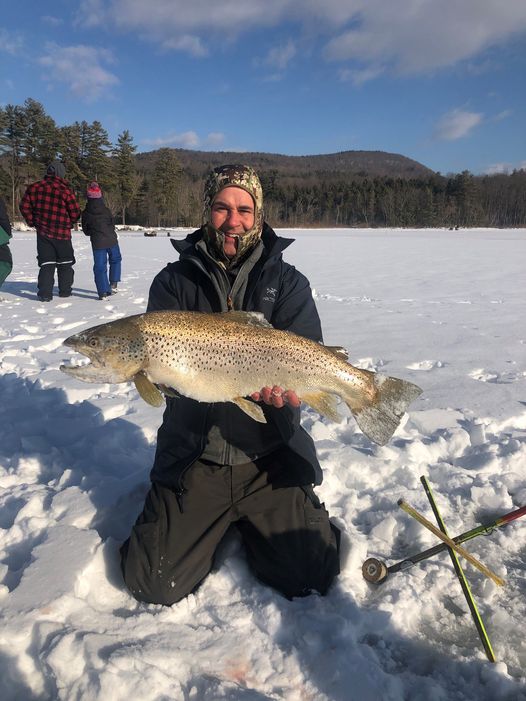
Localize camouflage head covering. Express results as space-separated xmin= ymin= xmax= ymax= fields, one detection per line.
xmin=202 ymin=164 xmax=264 ymax=266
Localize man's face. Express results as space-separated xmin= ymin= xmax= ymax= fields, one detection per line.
xmin=210 ymin=186 xmax=255 ymax=258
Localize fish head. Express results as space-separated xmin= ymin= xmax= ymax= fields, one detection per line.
xmin=60 ymin=317 xmax=146 ymax=384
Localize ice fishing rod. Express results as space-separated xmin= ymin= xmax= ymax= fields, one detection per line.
xmin=398 ymin=499 xmax=505 ymax=585
xmin=362 ymin=503 xmax=526 ymax=584
xmin=420 ymin=476 xmax=496 ymax=662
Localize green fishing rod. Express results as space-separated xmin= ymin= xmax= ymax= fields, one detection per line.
xmin=362 ymin=502 xmax=526 ymax=584
xmin=420 ymin=476 xmax=496 ymax=662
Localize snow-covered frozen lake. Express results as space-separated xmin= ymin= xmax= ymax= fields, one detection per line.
xmin=1 ymin=227 xmax=525 ymax=700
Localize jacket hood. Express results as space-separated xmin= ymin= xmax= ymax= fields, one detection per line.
xmin=46 ymin=161 xmax=66 ymax=179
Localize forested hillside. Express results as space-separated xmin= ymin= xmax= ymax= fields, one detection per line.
xmin=135 ymin=148 xmax=434 ymax=179
xmin=2 ymin=99 xmax=525 ymax=228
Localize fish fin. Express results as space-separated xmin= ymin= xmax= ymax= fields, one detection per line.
xmin=349 ymin=375 xmax=422 ymax=445
xmin=302 ymin=391 xmax=342 ymax=423
xmin=134 ymin=373 xmax=165 ymax=407
xmin=324 ymin=345 xmax=349 ymax=361
xmin=222 ymin=311 xmax=272 ymax=328
xmin=231 ymin=397 xmax=267 ymax=423
xmin=156 ymin=383 xmax=181 ymax=399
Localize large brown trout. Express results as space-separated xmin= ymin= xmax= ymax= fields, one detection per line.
xmin=60 ymin=310 xmax=422 ymax=445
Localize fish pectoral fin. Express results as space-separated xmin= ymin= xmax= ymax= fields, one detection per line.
xmin=324 ymin=345 xmax=349 ymax=360
xmin=156 ymin=383 xmax=181 ymax=399
xmin=302 ymin=391 xmax=342 ymax=423
xmin=133 ymin=373 xmax=165 ymax=407
xmin=231 ymin=397 xmax=267 ymax=423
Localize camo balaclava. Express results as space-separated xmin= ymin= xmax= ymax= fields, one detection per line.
xmin=202 ymin=164 xmax=264 ymax=267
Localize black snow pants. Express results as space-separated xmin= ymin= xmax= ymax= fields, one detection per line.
xmin=121 ymin=452 xmax=341 ymax=605
xmin=36 ymin=235 xmax=75 ymax=298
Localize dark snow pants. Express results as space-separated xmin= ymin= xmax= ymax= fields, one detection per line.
xmin=36 ymin=235 xmax=75 ymax=298
xmin=121 ymin=454 xmax=340 ymax=605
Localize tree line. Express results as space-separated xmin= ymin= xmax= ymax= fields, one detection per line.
xmin=1 ymin=98 xmax=525 ymax=229
xmin=260 ymin=169 xmax=526 ymax=228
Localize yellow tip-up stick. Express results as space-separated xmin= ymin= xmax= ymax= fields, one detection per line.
xmin=398 ymin=499 xmax=505 ymax=587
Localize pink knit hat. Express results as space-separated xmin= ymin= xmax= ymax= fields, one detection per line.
xmin=87 ymin=181 xmax=102 ymax=198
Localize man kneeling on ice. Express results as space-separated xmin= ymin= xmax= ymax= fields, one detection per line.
xmin=120 ymin=164 xmax=342 ymax=603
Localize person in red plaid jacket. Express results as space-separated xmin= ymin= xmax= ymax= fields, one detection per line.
xmin=19 ymin=161 xmax=81 ymax=301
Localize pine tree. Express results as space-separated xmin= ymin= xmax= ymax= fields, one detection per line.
xmin=151 ymin=149 xmax=182 ymax=226
xmin=114 ymin=130 xmax=138 ymax=225
xmin=83 ymin=120 xmax=113 ymax=186
xmin=0 ymin=104 xmax=26 ymax=218
xmin=20 ymin=98 xmax=60 ymax=180
xmin=58 ymin=123 xmax=85 ymax=194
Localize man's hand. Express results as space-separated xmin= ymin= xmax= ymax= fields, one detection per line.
xmin=250 ymin=385 xmax=301 ymax=409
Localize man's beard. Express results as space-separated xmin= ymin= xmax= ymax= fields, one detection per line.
xmin=204 ymin=225 xmax=261 ymax=267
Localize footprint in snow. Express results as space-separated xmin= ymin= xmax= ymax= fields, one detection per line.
xmin=469 ymin=368 xmax=525 ymax=384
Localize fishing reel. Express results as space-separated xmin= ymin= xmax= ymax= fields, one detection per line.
xmin=361 ymin=557 xmax=388 ymax=583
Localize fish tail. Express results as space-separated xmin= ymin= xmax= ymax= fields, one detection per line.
xmin=347 ymin=374 xmax=422 ymax=445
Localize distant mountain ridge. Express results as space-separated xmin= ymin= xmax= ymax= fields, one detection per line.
xmin=136 ymin=148 xmax=434 ymax=179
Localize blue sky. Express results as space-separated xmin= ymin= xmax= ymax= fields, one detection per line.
xmin=1 ymin=0 xmax=525 ymax=175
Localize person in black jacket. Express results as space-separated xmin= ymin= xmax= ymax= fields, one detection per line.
xmin=0 ymin=196 xmax=13 ymax=291
xmin=81 ymin=182 xmax=122 ymax=299
xmin=121 ymin=165 xmax=340 ymax=606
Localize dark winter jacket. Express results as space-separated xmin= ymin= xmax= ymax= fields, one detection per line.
xmin=0 ymin=196 xmax=12 ymax=270
xmin=81 ymin=199 xmax=119 ymax=249
xmin=0 ymin=197 xmax=11 ymax=241
xmin=19 ymin=175 xmax=80 ymax=240
xmin=147 ymin=223 xmax=324 ymax=491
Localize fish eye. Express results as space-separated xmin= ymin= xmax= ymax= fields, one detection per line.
xmin=88 ymin=338 xmax=99 ymax=348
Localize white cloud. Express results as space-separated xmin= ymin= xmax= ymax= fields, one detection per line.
xmin=205 ymin=132 xmax=225 ymax=146
xmin=162 ymin=35 xmax=207 ymax=57
xmin=485 ymin=162 xmax=511 ymax=174
xmin=143 ymin=131 xmax=200 ymax=148
xmin=76 ymin=0 xmax=283 ymax=53
xmin=338 ymin=65 xmax=384 ymax=86
xmin=485 ymin=160 xmax=526 ymax=174
xmin=0 ymin=28 xmax=23 ymax=55
xmin=434 ymin=109 xmax=483 ymax=141
xmin=264 ymin=40 xmax=296 ymax=71
xmin=492 ymin=109 xmax=512 ymax=122
xmin=74 ymin=1 xmax=526 ymax=77
xmin=75 ymin=0 xmax=361 ymax=55
xmin=38 ymin=44 xmax=119 ymax=101
xmin=79 ymin=0 xmax=284 ymax=32
xmin=143 ymin=130 xmax=226 ymax=149
xmin=76 ymin=0 xmax=105 ymax=29
xmin=41 ymin=16 xmax=64 ymax=27
xmin=324 ymin=1 xmax=526 ymax=76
